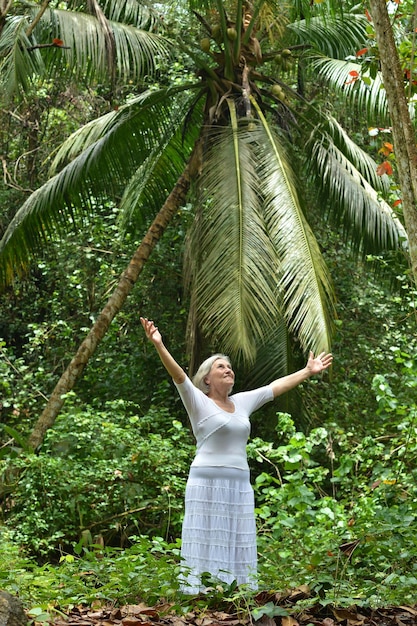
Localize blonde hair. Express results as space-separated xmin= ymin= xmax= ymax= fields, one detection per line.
xmin=192 ymin=354 xmax=232 ymax=394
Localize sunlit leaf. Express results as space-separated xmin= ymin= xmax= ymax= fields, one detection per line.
xmin=252 ymin=105 xmax=335 ymax=354
xmin=306 ymin=119 xmax=407 ymax=253
xmin=289 ymin=13 xmax=368 ymax=59
xmin=186 ymin=114 xmax=281 ymax=364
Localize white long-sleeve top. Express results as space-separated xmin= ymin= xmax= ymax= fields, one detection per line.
xmin=174 ymin=375 xmax=274 ymax=471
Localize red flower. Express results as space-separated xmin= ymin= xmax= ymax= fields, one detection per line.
xmin=345 ymin=70 xmax=359 ymax=85
xmin=376 ymin=161 xmax=393 ymax=176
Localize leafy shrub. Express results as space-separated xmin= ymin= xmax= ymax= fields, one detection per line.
xmin=250 ymin=352 xmax=417 ymax=606
xmin=1 ymin=395 xmax=194 ymax=558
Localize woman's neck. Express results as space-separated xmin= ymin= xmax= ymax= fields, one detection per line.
xmin=209 ymin=393 xmax=228 ymax=402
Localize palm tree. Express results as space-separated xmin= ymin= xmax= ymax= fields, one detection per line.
xmin=0 ymin=0 xmax=407 ymax=448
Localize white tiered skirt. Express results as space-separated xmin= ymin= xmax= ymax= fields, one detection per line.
xmin=180 ymin=466 xmax=258 ymax=594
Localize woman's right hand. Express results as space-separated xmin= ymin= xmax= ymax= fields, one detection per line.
xmin=140 ymin=317 xmax=162 ymax=345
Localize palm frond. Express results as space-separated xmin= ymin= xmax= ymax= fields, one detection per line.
xmin=289 ymin=13 xmax=368 ymax=59
xmin=242 ymin=319 xmax=290 ymax=388
xmin=311 ymin=56 xmax=390 ymax=122
xmin=0 ymin=16 xmax=45 ymax=98
xmin=36 ymin=7 xmax=171 ymax=83
xmin=50 ymin=86 xmax=198 ymax=173
xmin=186 ymin=110 xmax=281 ymax=365
xmin=107 ymin=21 xmax=171 ymax=81
xmin=1 ymin=5 xmax=171 ymax=98
xmin=252 ymin=101 xmax=335 ymax=354
xmin=306 ymin=134 xmax=407 ymax=253
xmin=0 ymin=88 xmax=198 ymax=288
xmin=323 ymin=116 xmax=390 ymax=194
xmin=118 ymin=97 xmax=203 ymax=232
xmin=102 ymin=0 xmax=161 ymax=30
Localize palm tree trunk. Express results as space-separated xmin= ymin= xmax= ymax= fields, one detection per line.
xmin=368 ymin=0 xmax=417 ymax=284
xmin=28 ymin=159 xmax=195 ymax=450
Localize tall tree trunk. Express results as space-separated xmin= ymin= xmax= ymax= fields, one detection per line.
xmin=25 ymin=0 xmax=51 ymax=38
xmin=28 ymin=157 xmax=197 ymax=450
xmin=0 ymin=0 xmax=13 ymax=37
xmin=368 ymin=0 xmax=417 ymax=284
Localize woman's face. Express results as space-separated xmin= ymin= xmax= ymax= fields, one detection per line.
xmin=205 ymin=358 xmax=235 ymax=388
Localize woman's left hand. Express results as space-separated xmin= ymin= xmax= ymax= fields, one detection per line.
xmin=307 ymin=351 xmax=333 ymax=375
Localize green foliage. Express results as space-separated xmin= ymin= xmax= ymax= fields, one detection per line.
xmin=250 ymin=354 xmax=417 ymax=606
xmin=0 ymin=205 xmax=189 ymax=432
xmin=300 ymin=225 xmax=417 ymax=436
xmin=1 ymin=396 xmax=194 ymax=557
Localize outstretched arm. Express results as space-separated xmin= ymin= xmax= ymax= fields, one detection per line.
xmin=270 ymin=352 xmax=333 ymax=398
xmin=140 ymin=317 xmax=186 ymax=384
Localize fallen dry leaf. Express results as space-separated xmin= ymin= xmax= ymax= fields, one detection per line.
xmin=399 ymin=606 xmax=417 ymax=616
xmin=28 ymin=590 xmax=417 ymax=626
xmin=331 ymin=607 xmax=367 ymax=624
xmin=121 ymin=617 xmax=145 ymax=626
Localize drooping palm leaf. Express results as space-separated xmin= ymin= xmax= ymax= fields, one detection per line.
xmin=289 ymin=14 xmax=368 ymax=59
xmin=0 ymin=16 xmax=45 ymax=97
xmin=0 ymin=87 xmax=198 ymax=287
xmin=38 ymin=7 xmax=171 ymax=83
xmin=252 ymin=101 xmax=335 ymax=354
xmin=0 ymin=5 xmax=171 ymax=99
xmin=306 ymin=133 xmax=407 ymax=253
xmin=311 ymin=56 xmax=390 ymax=122
xmin=102 ymin=0 xmax=160 ymax=30
xmin=186 ymin=106 xmax=281 ymax=364
xmin=322 ymin=116 xmax=391 ymax=194
xmin=242 ymin=318 xmax=289 ymax=387
xmin=49 ymin=86 xmax=198 ymax=174
xmin=118 ymin=96 xmax=203 ymax=231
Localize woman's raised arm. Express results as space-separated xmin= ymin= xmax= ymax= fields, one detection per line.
xmin=270 ymin=351 xmax=333 ymax=398
xmin=140 ymin=317 xmax=186 ymax=384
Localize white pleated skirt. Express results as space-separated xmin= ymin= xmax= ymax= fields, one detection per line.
xmin=180 ymin=466 xmax=258 ymax=594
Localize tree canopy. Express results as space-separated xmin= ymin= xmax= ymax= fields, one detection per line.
xmin=0 ymin=0 xmax=408 ymax=379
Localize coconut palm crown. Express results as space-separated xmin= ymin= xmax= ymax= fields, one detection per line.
xmin=0 ymin=0 xmax=407 ymax=380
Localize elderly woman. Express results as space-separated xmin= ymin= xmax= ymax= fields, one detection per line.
xmin=140 ymin=317 xmax=332 ymax=594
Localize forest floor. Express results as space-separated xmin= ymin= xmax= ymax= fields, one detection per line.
xmin=48 ymin=589 xmax=417 ymax=626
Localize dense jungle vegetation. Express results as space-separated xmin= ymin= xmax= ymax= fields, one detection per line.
xmin=1 ymin=0 xmax=417 ymax=620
